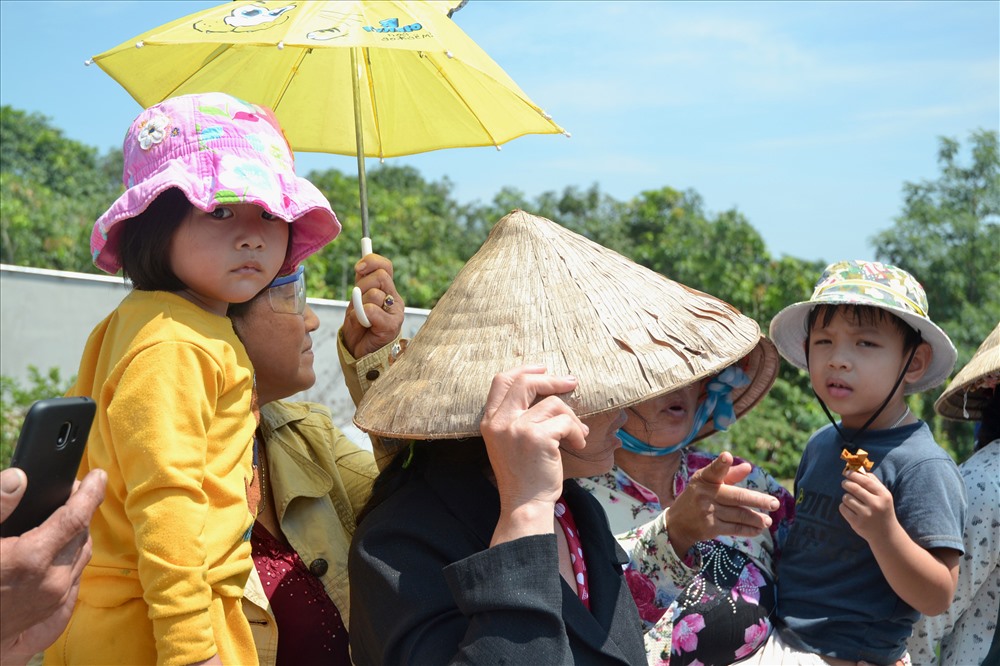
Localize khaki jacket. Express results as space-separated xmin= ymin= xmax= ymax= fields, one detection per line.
xmin=242 ymin=400 xmax=378 ymax=664
xmin=242 ymin=333 xmax=392 ymax=666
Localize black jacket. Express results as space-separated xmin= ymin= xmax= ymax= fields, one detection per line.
xmin=348 ymin=457 xmax=646 ymax=665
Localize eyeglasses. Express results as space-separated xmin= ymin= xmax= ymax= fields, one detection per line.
xmin=268 ymin=266 xmax=306 ymax=315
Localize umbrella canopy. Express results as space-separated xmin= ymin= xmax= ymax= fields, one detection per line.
xmin=91 ymin=1 xmax=568 ymax=326
xmin=89 ymin=1 xmax=567 ymax=158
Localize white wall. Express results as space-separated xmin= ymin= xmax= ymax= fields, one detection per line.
xmin=0 ymin=264 xmax=428 ymax=447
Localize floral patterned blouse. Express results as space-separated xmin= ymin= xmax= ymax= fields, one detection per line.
xmin=908 ymin=439 xmax=1000 ymax=666
xmin=580 ymin=448 xmax=795 ymax=665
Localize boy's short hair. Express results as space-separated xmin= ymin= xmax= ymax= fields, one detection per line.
xmin=807 ymin=304 xmax=924 ymax=352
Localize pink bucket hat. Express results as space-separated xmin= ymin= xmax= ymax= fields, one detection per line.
xmin=91 ymin=92 xmax=340 ymax=275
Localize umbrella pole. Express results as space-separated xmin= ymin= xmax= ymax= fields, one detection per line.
xmin=351 ymin=46 xmax=372 ymax=327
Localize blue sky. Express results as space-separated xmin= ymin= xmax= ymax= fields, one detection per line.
xmin=1 ymin=1 xmax=997 ymax=264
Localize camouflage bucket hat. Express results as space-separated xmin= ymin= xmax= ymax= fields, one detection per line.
xmin=768 ymin=259 xmax=956 ymax=394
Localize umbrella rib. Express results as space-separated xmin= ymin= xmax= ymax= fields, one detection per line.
xmin=270 ymin=47 xmax=311 ymax=113
xmin=427 ymin=54 xmax=500 ymax=148
xmin=155 ymin=43 xmax=235 ymax=102
xmin=361 ymin=48 xmax=384 ymax=160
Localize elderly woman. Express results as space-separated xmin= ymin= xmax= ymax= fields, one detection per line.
xmin=347 ymin=210 xmax=780 ymax=665
xmin=227 ymin=254 xmax=402 ymax=666
xmin=909 ymin=321 xmax=1000 ymax=666
xmin=579 ymin=345 xmax=795 ymax=665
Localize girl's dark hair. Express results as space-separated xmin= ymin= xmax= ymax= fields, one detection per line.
xmin=121 ymin=189 xmax=295 ymax=296
xmin=357 ymin=438 xmax=490 ymax=525
xmin=807 ymin=304 xmax=924 ymax=352
xmin=975 ymin=389 xmax=1000 ymax=452
xmin=120 ymin=188 xmax=192 ymax=291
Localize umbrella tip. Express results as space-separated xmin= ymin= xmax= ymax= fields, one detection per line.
xmin=563 ymin=131 xmax=572 ymax=138
xmin=277 ymin=41 xmax=285 ymax=50
xmin=446 ymin=51 xmax=454 ymax=59
xmin=495 ymin=145 xmax=501 ymax=152
xmin=84 ymin=58 xmax=94 ymax=66
xmin=135 ymin=41 xmax=145 ymax=49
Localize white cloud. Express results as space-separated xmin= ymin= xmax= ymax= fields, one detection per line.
xmin=499 ymin=3 xmax=997 ymax=121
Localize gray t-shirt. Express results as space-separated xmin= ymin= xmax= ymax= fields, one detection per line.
xmin=777 ymin=421 xmax=967 ymax=663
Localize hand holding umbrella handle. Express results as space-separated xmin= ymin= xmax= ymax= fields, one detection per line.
xmin=352 ymin=237 xmax=374 ymax=327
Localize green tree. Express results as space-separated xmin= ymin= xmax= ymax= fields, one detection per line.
xmin=489 ymin=183 xmax=628 ymax=249
xmin=873 ymin=129 xmax=1000 ymax=462
xmin=614 ymin=186 xmax=708 ymax=276
xmin=6 ymin=102 xmax=991 ymax=479
xmin=1 ymin=367 xmax=74 ymax=467
xmin=305 ymin=164 xmax=476 ymax=308
xmin=0 ymin=106 xmax=121 ymax=271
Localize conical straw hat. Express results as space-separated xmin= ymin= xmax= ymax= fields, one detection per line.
xmin=355 ymin=210 xmax=773 ymax=440
xmin=935 ymin=321 xmax=1000 ymax=421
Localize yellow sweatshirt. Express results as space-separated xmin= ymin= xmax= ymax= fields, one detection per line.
xmin=50 ymin=290 xmax=257 ymax=666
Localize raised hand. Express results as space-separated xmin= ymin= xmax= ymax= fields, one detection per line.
xmin=1 ymin=468 xmax=107 ymax=664
xmin=342 ymin=253 xmax=404 ymax=359
xmin=480 ymin=366 xmax=586 ymax=547
xmin=666 ymin=451 xmax=780 ymax=557
xmin=839 ymin=470 xmax=895 ymax=542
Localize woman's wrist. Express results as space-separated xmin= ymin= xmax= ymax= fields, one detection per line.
xmin=491 ymin=500 xmax=555 ymax=547
xmin=665 ymin=515 xmax=697 ymax=560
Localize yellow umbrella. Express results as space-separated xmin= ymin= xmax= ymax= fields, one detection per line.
xmin=89 ymin=0 xmax=568 ymax=323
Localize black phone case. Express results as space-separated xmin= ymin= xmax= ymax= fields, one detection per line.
xmin=1 ymin=396 xmax=96 ymax=537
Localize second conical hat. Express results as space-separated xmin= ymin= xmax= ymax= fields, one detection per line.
xmin=935 ymin=321 xmax=1000 ymax=421
xmin=355 ymin=210 xmax=771 ymax=440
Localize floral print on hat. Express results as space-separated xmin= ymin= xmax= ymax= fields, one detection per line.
xmin=137 ymin=114 xmax=173 ymax=150
xmin=810 ymin=259 xmax=929 ymax=318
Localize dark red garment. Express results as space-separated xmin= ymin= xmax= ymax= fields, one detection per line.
xmin=251 ymin=522 xmax=350 ymax=666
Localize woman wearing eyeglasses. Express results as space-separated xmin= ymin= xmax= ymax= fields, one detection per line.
xmin=227 ymin=254 xmax=403 ymax=666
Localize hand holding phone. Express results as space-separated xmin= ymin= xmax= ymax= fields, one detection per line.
xmin=0 ymin=397 xmax=95 ymax=537
xmin=0 ymin=466 xmax=106 ymax=658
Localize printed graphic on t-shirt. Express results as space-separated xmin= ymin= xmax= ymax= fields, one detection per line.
xmin=785 ymin=486 xmax=866 ymax=563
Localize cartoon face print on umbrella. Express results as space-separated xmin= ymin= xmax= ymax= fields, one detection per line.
xmin=194 ymin=3 xmax=296 ymax=33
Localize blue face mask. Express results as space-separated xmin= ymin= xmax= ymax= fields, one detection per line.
xmin=619 ymin=366 xmax=750 ymax=457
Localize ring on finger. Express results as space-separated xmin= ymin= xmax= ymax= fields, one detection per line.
xmin=382 ymin=294 xmax=395 ymax=312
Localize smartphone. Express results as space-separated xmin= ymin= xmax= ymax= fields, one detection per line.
xmin=1 ymin=396 xmax=96 ymax=537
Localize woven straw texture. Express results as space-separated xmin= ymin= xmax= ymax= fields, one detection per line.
xmin=935 ymin=321 xmax=1000 ymax=421
xmin=355 ymin=210 xmax=770 ymax=440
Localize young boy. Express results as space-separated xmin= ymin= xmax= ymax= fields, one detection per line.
xmin=759 ymin=260 xmax=966 ymax=665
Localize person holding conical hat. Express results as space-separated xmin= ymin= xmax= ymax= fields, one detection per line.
xmin=909 ymin=321 xmax=1000 ymax=666
xmin=577 ymin=309 xmax=794 ymax=664
xmin=347 ymin=210 xmax=782 ymax=665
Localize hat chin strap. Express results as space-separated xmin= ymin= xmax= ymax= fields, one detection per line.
xmin=808 ymin=341 xmax=919 ymax=447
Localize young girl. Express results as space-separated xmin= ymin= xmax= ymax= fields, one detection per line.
xmin=44 ymin=92 xmax=340 ymax=666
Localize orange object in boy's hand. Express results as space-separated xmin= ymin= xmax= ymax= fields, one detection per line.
xmin=840 ymin=448 xmax=874 ymax=476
